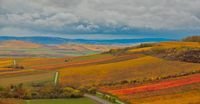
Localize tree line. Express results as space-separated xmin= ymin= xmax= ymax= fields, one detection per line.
xmin=0 ymin=84 xmax=83 ymax=99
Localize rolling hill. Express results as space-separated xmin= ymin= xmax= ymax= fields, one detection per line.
xmin=0 ymin=40 xmax=199 ymax=104
xmin=0 ymin=40 xmax=120 ymax=57
xmin=57 ymin=41 xmax=200 ymax=104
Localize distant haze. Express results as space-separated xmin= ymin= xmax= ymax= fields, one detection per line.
xmin=0 ymin=36 xmax=173 ymax=45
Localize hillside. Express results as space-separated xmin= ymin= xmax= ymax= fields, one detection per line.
xmin=0 ymin=40 xmax=119 ymax=57
xmin=59 ymin=55 xmax=200 ymax=87
xmin=182 ymin=35 xmax=200 ymax=42
xmin=57 ymin=41 xmax=200 ymax=104
xmin=0 ymin=40 xmax=42 ymax=49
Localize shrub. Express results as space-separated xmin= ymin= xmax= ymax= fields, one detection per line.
xmin=87 ymin=87 xmax=97 ymax=94
xmin=136 ymin=43 xmax=154 ymax=48
xmin=182 ymin=35 xmax=200 ymax=42
xmin=0 ymin=84 xmax=84 ymax=99
xmin=0 ymin=86 xmax=4 ymax=91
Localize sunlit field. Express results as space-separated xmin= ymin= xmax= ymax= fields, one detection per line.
xmin=59 ymin=55 xmax=200 ymax=87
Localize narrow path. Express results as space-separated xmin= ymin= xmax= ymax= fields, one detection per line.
xmin=84 ymin=94 xmax=112 ymax=104
xmin=54 ymin=71 xmax=59 ymax=85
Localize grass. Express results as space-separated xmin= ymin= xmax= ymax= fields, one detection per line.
xmin=11 ymin=54 xmax=114 ymax=70
xmin=0 ymin=70 xmax=55 ymax=87
xmin=0 ymin=98 xmax=98 ymax=104
xmin=24 ymin=98 xmax=98 ymax=104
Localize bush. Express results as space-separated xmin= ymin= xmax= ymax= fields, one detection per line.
xmin=136 ymin=43 xmax=154 ymax=48
xmin=0 ymin=86 xmax=4 ymax=91
xmin=0 ymin=84 xmax=84 ymax=99
xmin=87 ymin=87 xmax=97 ymax=94
xmin=182 ymin=35 xmax=200 ymax=42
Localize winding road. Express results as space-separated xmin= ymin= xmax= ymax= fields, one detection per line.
xmin=54 ymin=72 xmax=111 ymax=104
xmin=84 ymin=94 xmax=112 ymax=104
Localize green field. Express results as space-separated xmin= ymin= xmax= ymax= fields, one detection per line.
xmin=24 ymin=98 xmax=98 ymax=104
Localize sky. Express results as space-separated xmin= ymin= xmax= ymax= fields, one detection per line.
xmin=0 ymin=0 xmax=200 ymax=39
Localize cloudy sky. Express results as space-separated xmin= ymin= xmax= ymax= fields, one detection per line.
xmin=0 ymin=0 xmax=200 ymax=39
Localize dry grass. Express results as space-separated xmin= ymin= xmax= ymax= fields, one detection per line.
xmin=155 ymin=42 xmax=200 ymax=48
xmin=128 ymin=47 xmax=152 ymax=53
xmin=0 ymin=59 xmax=13 ymax=68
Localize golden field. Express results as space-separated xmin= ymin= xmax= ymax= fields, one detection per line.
xmin=59 ymin=55 xmax=200 ymax=87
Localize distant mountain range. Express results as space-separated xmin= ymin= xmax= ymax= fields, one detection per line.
xmin=0 ymin=36 xmax=174 ymax=45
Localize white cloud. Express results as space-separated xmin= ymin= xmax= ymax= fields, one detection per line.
xmin=0 ymin=0 xmax=200 ymax=35
xmin=0 ymin=27 xmax=36 ymax=36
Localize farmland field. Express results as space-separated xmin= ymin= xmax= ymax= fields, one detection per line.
xmin=0 ymin=41 xmax=199 ymax=104
xmin=59 ymin=55 xmax=200 ymax=86
xmin=114 ymin=82 xmax=200 ymax=104
xmin=0 ymin=69 xmax=56 ymax=87
xmin=103 ymin=74 xmax=200 ymax=95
